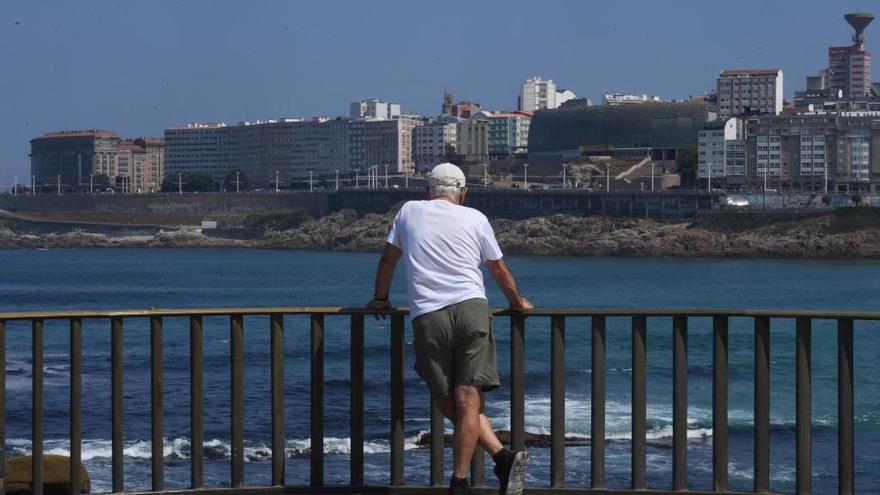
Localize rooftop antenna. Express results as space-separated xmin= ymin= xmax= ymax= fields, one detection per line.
xmin=845 ymin=12 xmax=874 ymax=47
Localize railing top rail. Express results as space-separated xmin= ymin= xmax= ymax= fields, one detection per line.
xmin=1 ymin=306 xmax=879 ymax=321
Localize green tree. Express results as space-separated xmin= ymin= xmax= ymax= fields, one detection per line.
xmin=92 ymin=173 xmax=111 ymax=192
xmin=822 ymin=194 xmax=832 ymax=207
xmin=161 ymin=172 xmax=217 ymax=193
xmin=224 ymin=169 xmax=249 ymax=192
xmin=676 ymin=147 xmax=698 ymax=188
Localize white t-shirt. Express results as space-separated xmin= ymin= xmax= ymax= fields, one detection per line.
xmin=386 ymin=200 xmax=503 ymax=319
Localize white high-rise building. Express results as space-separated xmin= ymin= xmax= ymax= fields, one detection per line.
xmin=698 ymin=118 xmax=742 ymax=182
xmin=519 ymin=77 xmax=557 ymax=112
xmin=350 ymin=99 xmax=401 ymax=120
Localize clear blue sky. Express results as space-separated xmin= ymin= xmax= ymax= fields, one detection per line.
xmin=0 ymin=0 xmax=876 ymax=179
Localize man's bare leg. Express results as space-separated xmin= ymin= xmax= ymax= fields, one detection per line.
xmin=452 ymin=384 xmax=482 ymax=479
xmin=435 ymin=394 xmax=503 ymax=455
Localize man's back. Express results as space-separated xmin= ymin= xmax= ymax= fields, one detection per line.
xmin=388 ymin=200 xmax=502 ymax=318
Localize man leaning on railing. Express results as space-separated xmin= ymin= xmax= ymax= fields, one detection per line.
xmin=369 ymin=162 xmax=533 ymax=495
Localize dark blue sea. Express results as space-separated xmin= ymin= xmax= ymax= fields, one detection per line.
xmin=0 ymin=249 xmax=878 ymax=494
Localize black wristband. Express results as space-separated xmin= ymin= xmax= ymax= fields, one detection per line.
xmin=373 ymin=294 xmax=388 ymax=302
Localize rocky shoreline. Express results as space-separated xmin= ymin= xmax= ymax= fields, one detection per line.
xmin=3 ymin=208 xmax=880 ymax=258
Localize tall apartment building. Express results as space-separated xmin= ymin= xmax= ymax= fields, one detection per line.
xmin=349 ymin=117 xmax=420 ymax=175
xmin=350 ymin=99 xmax=401 ymax=120
xmin=164 ymin=123 xmax=230 ymax=183
xmin=134 ymin=138 xmax=165 ymax=192
xmin=697 ymin=118 xmax=742 ymax=184
xmin=743 ymin=112 xmax=880 ymax=193
xmin=519 ymin=77 xmax=556 ymax=112
xmin=413 ymin=122 xmax=457 ymax=170
xmin=456 ymin=120 xmax=489 ymax=161
xmin=487 ymin=112 xmax=531 ymax=158
xmin=716 ymin=69 xmax=784 ymax=119
xmin=30 ymin=130 xmax=163 ymax=193
xmin=116 ymin=141 xmax=147 ymax=192
xmin=828 ymin=13 xmax=874 ymax=98
xmin=244 ymin=118 xmax=350 ymax=186
xmin=166 ymin=119 xmax=353 ymax=186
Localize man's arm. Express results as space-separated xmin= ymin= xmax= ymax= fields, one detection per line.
xmin=369 ymin=242 xmax=403 ymax=309
xmin=485 ymin=258 xmax=533 ymax=312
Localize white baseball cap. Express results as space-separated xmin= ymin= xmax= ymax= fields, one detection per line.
xmin=428 ymin=162 xmax=466 ymax=188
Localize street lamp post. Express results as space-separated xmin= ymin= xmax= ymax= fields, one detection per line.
xmin=483 ymin=163 xmax=488 ymax=186
xmin=561 ymin=163 xmax=566 ymax=189
xmin=651 ymin=162 xmax=655 ymax=191
xmin=275 ymin=170 xmax=280 ymax=193
xmin=89 ymin=174 xmax=93 ymax=195
xmin=824 ymin=161 xmax=828 ymax=194
xmin=178 ymin=172 xmax=183 ymax=195
xmin=384 ymin=164 xmax=389 ymax=189
xmin=235 ymin=171 xmax=240 ymax=193
xmin=523 ymin=163 xmax=528 ymax=190
xmin=606 ymin=163 xmax=610 ymax=192
xmin=57 ymin=175 xmax=61 ymax=196
xmin=12 ymin=176 xmax=17 ymax=196
xmin=335 ymin=170 xmax=339 ymax=191
xmin=310 ymin=170 xmax=314 ymax=193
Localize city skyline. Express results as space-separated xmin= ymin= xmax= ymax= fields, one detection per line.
xmin=1 ymin=0 xmax=876 ymax=178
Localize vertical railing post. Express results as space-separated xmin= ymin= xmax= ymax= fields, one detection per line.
xmin=311 ymin=314 xmax=325 ymax=487
xmin=230 ymin=315 xmax=244 ymax=487
xmin=672 ymin=315 xmax=688 ymax=491
xmin=795 ymin=317 xmax=811 ymax=495
xmin=838 ymin=319 xmax=854 ymax=495
xmin=510 ymin=315 xmax=526 ymax=452
xmin=151 ymin=316 xmax=164 ymax=492
xmin=390 ymin=314 xmax=406 ymax=486
xmin=550 ymin=315 xmax=566 ymax=488
xmin=32 ymin=319 xmax=43 ymax=495
xmin=271 ymin=314 xmax=285 ymax=486
xmin=631 ymin=316 xmax=647 ymax=490
xmin=350 ymin=314 xmax=365 ymax=486
xmin=591 ymin=315 xmax=606 ymax=490
xmin=190 ymin=316 xmax=204 ymax=489
xmin=430 ymin=394 xmax=444 ymax=486
xmin=754 ymin=316 xmax=770 ymax=493
xmin=111 ymin=317 xmax=124 ymax=492
xmin=471 ymin=446 xmax=485 ymax=487
xmin=713 ymin=315 xmax=729 ymax=492
xmin=0 ymin=320 xmax=5 ymax=495
xmin=70 ymin=318 xmax=82 ymax=495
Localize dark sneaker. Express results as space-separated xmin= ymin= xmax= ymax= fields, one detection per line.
xmin=448 ymin=478 xmax=474 ymax=495
xmin=494 ymin=450 xmax=528 ymax=495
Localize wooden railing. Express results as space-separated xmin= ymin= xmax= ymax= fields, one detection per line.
xmin=0 ymin=307 xmax=876 ymax=495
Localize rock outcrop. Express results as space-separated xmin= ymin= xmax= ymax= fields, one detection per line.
xmin=5 ymin=454 xmax=90 ymax=494
xmin=3 ymin=208 xmax=880 ymax=258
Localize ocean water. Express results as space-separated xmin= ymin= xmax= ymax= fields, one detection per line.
xmin=0 ymin=249 xmax=878 ymax=494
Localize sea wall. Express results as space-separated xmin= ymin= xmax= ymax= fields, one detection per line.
xmin=0 ymin=190 xmax=721 ymax=220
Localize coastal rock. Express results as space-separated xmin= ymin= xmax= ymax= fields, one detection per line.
xmin=3 ymin=207 xmax=880 ymax=259
xmin=5 ymin=454 xmax=90 ymax=494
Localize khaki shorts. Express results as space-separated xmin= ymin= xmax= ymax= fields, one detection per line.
xmin=411 ymin=298 xmax=501 ymax=398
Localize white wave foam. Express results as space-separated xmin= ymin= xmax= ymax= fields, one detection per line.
xmin=7 ymin=432 xmax=428 ymax=462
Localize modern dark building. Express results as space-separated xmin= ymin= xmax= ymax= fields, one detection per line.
xmin=528 ymin=100 xmax=710 ymax=161
xmin=30 ymin=130 xmax=120 ymax=192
